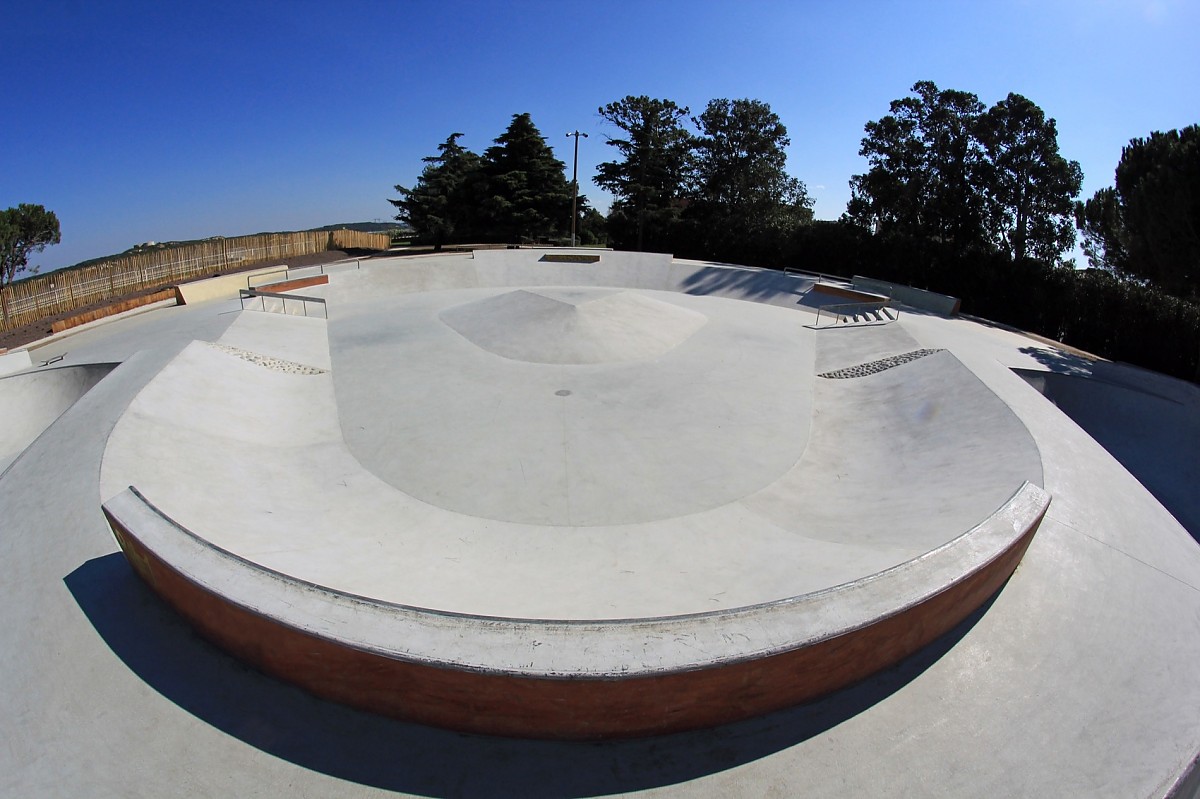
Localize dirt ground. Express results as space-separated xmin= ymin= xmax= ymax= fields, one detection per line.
xmin=0 ymin=250 xmax=361 ymax=352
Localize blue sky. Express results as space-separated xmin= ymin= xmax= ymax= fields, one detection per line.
xmin=3 ymin=0 xmax=1197 ymax=272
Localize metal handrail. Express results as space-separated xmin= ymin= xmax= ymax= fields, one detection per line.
xmin=814 ymin=300 xmax=897 ymax=327
xmin=782 ymin=265 xmax=854 ymax=284
xmin=283 ymin=258 xmax=363 ymax=280
xmin=239 ymin=288 xmax=328 ymax=319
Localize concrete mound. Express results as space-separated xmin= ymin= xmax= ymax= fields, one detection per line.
xmin=439 ymin=288 xmax=707 ymax=364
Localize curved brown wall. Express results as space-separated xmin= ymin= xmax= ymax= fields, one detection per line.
xmin=104 ymin=503 xmax=1044 ymax=740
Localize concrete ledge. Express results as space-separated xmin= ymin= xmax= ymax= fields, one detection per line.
xmin=103 ymin=481 xmax=1049 ymax=739
xmin=175 ymin=265 xmax=289 ymax=305
xmin=811 ymin=282 xmax=889 ymax=303
xmin=852 ymin=276 xmax=961 ymax=315
xmin=540 ymin=253 xmax=601 ymax=264
xmin=50 ymin=290 xmax=177 ymax=334
xmin=254 ymin=274 xmax=329 ymax=294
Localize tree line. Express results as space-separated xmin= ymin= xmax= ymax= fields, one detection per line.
xmin=391 ymin=96 xmax=814 ymax=257
xmin=392 ymin=85 xmax=1198 ymax=380
xmin=389 ymin=113 xmax=602 ymax=250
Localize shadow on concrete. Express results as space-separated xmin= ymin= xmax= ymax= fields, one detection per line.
xmin=1017 ymin=345 xmax=1100 ymax=378
xmin=1015 ymin=361 xmax=1200 ymax=543
xmin=678 ymin=266 xmax=811 ymax=304
xmin=66 ymin=552 xmax=1001 ymax=797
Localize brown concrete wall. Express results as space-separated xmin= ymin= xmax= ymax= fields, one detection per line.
xmin=50 ymin=290 xmax=177 ymax=334
xmin=103 ymin=504 xmax=1045 ymax=740
xmin=253 ymin=274 xmax=329 ymax=294
xmin=812 ymin=283 xmax=889 ymax=303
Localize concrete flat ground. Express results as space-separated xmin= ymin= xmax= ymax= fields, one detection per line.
xmin=3 ymin=251 xmax=1200 ymax=797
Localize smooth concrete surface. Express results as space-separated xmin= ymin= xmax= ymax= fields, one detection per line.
xmin=99 ymin=278 xmax=1037 ymax=618
xmin=3 ymin=250 xmax=1200 ymax=795
xmin=1016 ymin=367 xmax=1200 ymax=537
xmin=853 ymin=275 xmax=962 ymax=314
xmin=0 ymin=347 xmax=33 ymax=375
xmin=175 ymin=264 xmax=289 ymax=304
xmin=0 ymin=362 xmax=116 ymax=472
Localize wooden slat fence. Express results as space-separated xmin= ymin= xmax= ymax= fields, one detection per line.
xmin=0 ymin=230 xmax=389 ymax=329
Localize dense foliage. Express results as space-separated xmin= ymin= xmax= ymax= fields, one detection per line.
xmin=593 ymin=96 xmax=693 ymax=252
xmin=594 ymin=95 xmax=812 ymax=260
xmin=848 ymin=81 xmax=1081 ymax=265
xmin=387 ymin=91 xmax=1198 ymax=382
xmin=1077 ymin=124 xmax=1199 ymax=299
xmin=1 ymin=204 xmax=61 ymax=288
xmin=390 ymin=114 xmax=590 ymax=248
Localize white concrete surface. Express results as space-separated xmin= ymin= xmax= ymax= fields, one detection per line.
xmin=0 ymin=362 xmax=116 ymax=472
xmin=0 ymin=347 xmax=33 ymax=375
xmin=99 ymin=277 xmax=1037 ymax=619
xmin=175 ymin=264 xmax=288 ymax=304
xmin=3 ymin=249 xmax=1200 ymax=797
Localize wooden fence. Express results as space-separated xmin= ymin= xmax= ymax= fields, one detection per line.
xmin=0 ymin=229 xmax=389 ymax=330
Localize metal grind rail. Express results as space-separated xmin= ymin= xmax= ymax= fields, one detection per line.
xmin=239 ymin=289 xmax=328 ymax=319
xmin=281 ymin=258 xmax=364 ymax=281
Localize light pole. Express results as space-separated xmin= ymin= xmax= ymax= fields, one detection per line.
xmin=566 ymin=130 xmax=588 ymax=247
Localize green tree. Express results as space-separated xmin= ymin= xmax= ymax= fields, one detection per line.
xmin=594 ymin=96 xmax=694 ymax=251
xmin=1115 ymin=125 xmax=1199 ymax=297
xmin=389 ymin=133 xmax=482 ymax=250
xmin=977 ymin=93 xmax=1082 ymax=264
xmin=689 ymin=98 xmax=813 ymax=231
xmin=0 ymin=204 xmax=61 ymax=288
xmin=1075 ymin=186 xmax=1126 ymax=273
xmin=848 ymin=81 xmax=985 ymax=253
xmin=577 ymin=205 xmax=607 ymax=246
xmin=479 ymin=113 xmax=572 ymax=243
xmin=1076 ymin=125 xmax=1200 ymax=298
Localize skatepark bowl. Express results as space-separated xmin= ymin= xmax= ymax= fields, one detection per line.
xmin=5 ymin=248 xmax=1200 ymax=796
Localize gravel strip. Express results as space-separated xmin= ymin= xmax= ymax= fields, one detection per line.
xmin=819 ymin=348 xmax=945 ymax=379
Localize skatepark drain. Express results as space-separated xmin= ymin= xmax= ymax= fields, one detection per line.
xmin=555 ymin=389 xmax=572 ymax=396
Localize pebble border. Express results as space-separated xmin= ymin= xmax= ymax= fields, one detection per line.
xmin=819 ymin=348 xmax=945 ymax=379
xmin=206 ymin=342 xmax=327 ymax=375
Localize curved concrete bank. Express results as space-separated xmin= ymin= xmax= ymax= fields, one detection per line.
xmin=0 ymin=362 xmax=116 ymax=472
xmin=95 ymin=256 xmax=1048 ymax=738
xmin=102 ymin=482 xmax=1048 ymax=738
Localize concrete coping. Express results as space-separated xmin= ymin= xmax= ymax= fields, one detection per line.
xmin=104 ymin=481 xmax=1050 ymax=679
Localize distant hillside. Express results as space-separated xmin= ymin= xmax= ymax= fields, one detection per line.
xmin=310 ymin=222 xmax=408 ymax=234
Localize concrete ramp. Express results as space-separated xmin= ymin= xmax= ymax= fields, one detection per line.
xmin=1 ymin=363 xmax=117 ymax=473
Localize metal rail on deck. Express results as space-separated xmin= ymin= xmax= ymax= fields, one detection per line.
xmin=238 ymin=288 xmax=328 ymax=319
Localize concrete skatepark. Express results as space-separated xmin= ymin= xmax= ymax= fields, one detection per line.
xmin=3 ymin=249 xmax=1200 ymax=794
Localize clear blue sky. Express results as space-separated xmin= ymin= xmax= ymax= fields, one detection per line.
xmin=3 ymin=0 xmax=1197 ymax=272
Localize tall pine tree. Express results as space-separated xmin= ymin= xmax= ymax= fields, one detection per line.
xmin=480 ymin=113 xmax=573 ymax=243
xmin=594 ymin=96 xmax=694 ymax=251
xmin=390 ymin=133 xmax=481 ymax=250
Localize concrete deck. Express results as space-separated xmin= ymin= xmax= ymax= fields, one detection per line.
xmin=3 ymin=250 xmax=1200 ymax=794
